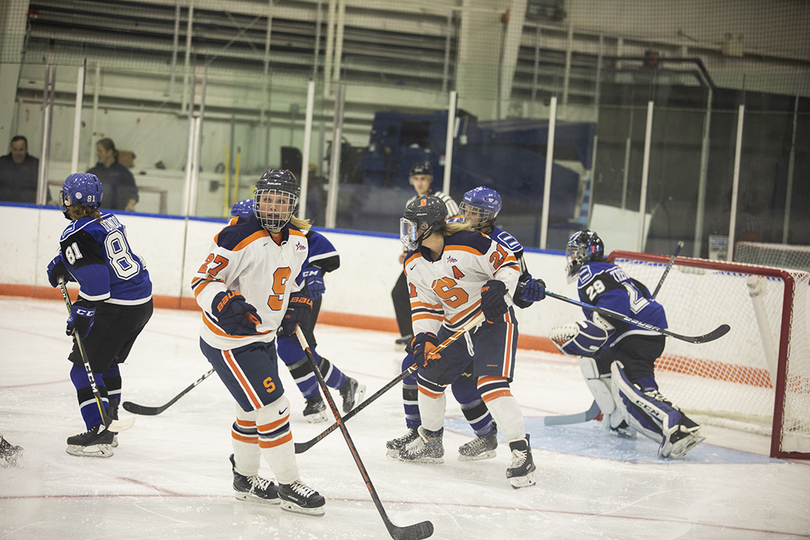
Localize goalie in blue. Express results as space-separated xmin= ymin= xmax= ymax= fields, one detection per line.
xmin=523 ymin=230 xmax=704 ymax=459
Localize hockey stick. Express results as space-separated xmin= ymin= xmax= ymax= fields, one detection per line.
xmin=122 ymin=368 xmax=215 ymax=416
xmin=295 ymin=312 xmax=486 ymax=454
xmin=545 ymin=290 xmax=730 ymax=344
xmin=295 ymin=326 xmax=434 ymax=540
xmin=58 ymin=279 xmax=136 ymax=433
xmin=543 ymin=400 xmax=601 ymax=426
xmin=651 ymin=241 xmax=684 ymax=300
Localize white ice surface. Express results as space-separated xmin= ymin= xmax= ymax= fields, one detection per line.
xmin=1 ymin=297 xmax=808 ymax=540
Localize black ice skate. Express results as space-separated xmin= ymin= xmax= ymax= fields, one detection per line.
xmin=230 ymin=454 xmax=280 ymax=504
xmin=278 ymin=479 xmax=326 ymax=516
xmin=458 ymin=423 xmax=498 ymax=461
xmin=610 ymin=420 xmax=637 ymax=440
xmin=0 ymin=436 xmax=23 ymax=467
xmin=339 ymin=376 xmax=366 ymax=413
xmin=66 ymin=424 xmax=114 ymax=458
xmin=394 ymin=334 xmax=413 ymax=351
xmin=386 ymin=427 xmax=419 ymax=458
xmin=506 ymin=435 xmax=536 ymax=489
xmin=303 ymin=394 xmax=327 ymax=423
xmin=398 ymin=426 xmax=444 ymax=464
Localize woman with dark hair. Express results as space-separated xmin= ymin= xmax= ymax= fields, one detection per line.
xmin=87 ymin=138 xmax=139 ymax=211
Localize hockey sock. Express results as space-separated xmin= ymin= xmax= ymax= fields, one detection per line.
xmin=416 ymin=374 xmax=447 ymax=433
xmin=401 ymin=353 xmax=420 ymax=428
xmin=232 ymin=405 xmax=261 ymax=476
xmin=256 ymin=395 xmax=298 ymax=485
xmin=101 ymin=364 xmax=122 ymax=418
xmin=316 ymin=356 xmax=346 ymax=390
xmin=286 ymin=357 xmax=320 ymax=399
xmin=452 ymin=378 xmax=494 ymax=437
xmin=477 ymin=376 xmax=525 ymax=442
xmin=69 ymin=363 xmax=108 ymax=429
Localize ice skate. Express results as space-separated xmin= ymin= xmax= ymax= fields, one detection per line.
xmin=398 ymin=426 xmax=444 ymax=464
xmin=458 ymin=423 xmax=498 ymax=461
xmin=0 ymin=436 xmax=23 ymax=467
xmin=278 ymin=479 xmax=326 ymax=516
xmin=506 ymin=435 xmax=536 ymax=489
xmin=339 ymin=376 xmax=366 ymax=413
xmin=386 ymin=427 xmax=419 ymax=458
xmin=394 ymin=334 xmax=413 ymax=351
xmin=65 ymin=424 xmax=114 ymax=458
xmin=610 ymin=420 xmax=637 ymax=440
xmin=230 ymin=454 xmax=280 ymax=504
xmin=660 ymin=420 xmax=705 ymax=459
xmin=303 ymin=394 xmax=327 ymax=423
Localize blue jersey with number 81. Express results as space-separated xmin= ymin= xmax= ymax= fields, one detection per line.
xmin=576 ymin=261 xmax=666 ymax=347
xmin=59 ymin=212 xmax=152 ymax=305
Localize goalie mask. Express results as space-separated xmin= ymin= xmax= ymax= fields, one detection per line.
xmin=565 ymin=229 xmax=604 ymax=282
xmin=460 ymin=186 xmax=501 ymax=232
xmin=60 ymin=173 xmax=103 ymax=211
xmin=400 ymin=195 xmax=447 ymax=251
xmin=254 ymin=169 xmax=299 ymax=232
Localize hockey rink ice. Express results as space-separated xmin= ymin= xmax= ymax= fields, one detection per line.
xmin=1 ymin=296 xmax=808 ymax=540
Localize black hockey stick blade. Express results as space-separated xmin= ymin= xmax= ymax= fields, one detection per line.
xmin=545 ymin=290 xmax=731 ymax=344
xmin=294 ymin=326 xmax=433 ymax=540
xmin=544 ymin=400 xmax=600 ymax=426
xmin=295 ymin=365 xmax=416 ymax=454
xmin=123 ymin=368 xmax=216 ymax=416
xmin=387 ymin=520 xmax=434 ymax=540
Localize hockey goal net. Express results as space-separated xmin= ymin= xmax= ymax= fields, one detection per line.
xmin=609 ymin=250 xmax=810 ymax=459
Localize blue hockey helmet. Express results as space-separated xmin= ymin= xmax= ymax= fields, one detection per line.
xmin=230 ymin=198 xmax=254 ymax=217
xmin=60 ymin=173 xmax=103 ymax=211
xmin=400 ymin=195 xmax=447 ymax=251
xmin=565 ymin=229 xmax=605 ymax=282
xmin=253 ymin=169 xmax=299 ymax=231
xmin=459 ymin=186 xmax=501 ymax=231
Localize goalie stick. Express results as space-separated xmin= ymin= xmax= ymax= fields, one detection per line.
xmin=545 ymin=290 xmax=730 ymax=344
xmin=58 ymin=279 xmax=136 ymax=433
xmin=547 ymin=242 xmax=687 ymax=426
xmin=122 ymin=368 xmax=215 ymax=416
xmin=295 ymin=312 xmax=486 ymax=454
xmin=544 ymin=400 xmax=601 ymax=426
xmin=295 ymin=326 xmax=434 ymax=540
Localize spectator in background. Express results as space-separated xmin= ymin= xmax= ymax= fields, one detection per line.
xmin=87 ymin=138 xmax=139 ymax=212
xmin=0 ymin=135 xmax=55 ymax=204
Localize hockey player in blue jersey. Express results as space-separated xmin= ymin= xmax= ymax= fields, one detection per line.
xmin=230 ymin=199 xmax=365 ymax=422
xmin=521 ymin=230 xmax=704 ymax=458
xmin=46 ymin=173 xmax=153 ymax=458
xmin=386 ymin=186 xmax=545 ymax=464
xmin=193 ymin=170 xmax=325 ymax=515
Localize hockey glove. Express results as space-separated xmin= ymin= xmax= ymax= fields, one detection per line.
xmin=66 ymin=305 xmax=96 ymax=339
xmin=518 ymin=275 xmax=546 ymax=303
xmin=47 ymin=254 xmax=73 ymax=288
xmin=280 ymin=292 xmax=313 ymax=336
xmin=212 ymin=290 xmax=262 ymax=336
xmin=302 ymin=267 xmax=326 ymax=301
xmin=480 ymin=280 xmax=508 ymax=323
xmin=411 ymin=332 xmax=439 ymax=368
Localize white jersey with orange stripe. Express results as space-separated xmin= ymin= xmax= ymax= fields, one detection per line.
xmin=192 ymin=214 xmax=309 ymax=351
xmin=404 ymin=229 xmax=521 ymax=335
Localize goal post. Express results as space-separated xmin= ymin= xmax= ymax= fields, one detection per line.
xmin=608 ymin=250 xmax=810 ymax=459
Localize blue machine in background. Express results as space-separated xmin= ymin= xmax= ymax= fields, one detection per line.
xmin=358 ymin=109 xmax=596 ymax=225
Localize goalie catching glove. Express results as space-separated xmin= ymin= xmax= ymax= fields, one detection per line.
xmin=549 ymin=316 xmax=613 ymax=356
xmin=280 ymin=292 xmax=313 ymax=336
xmin=411 ymin=332 xmax=439 ymax=368
xmin=212 ymin=290 xmax=262 ymax=336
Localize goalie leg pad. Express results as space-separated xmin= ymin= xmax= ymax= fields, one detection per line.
xmin=578 ymin=357 xmax=616 ymax=416
xmin=610 ymin=361 xmax=682 ymax=447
